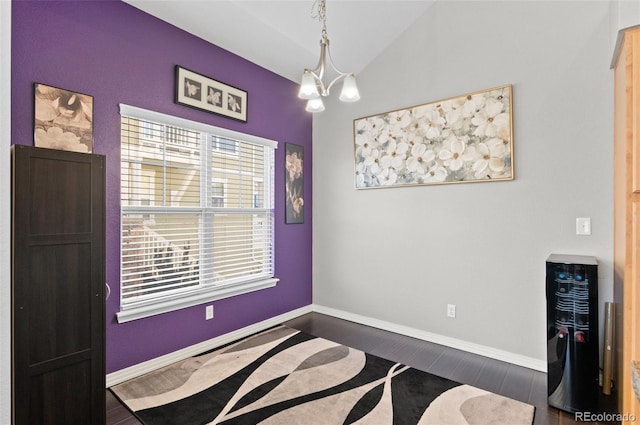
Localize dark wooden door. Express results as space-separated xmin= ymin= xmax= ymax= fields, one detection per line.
xmin=12 ymin=145 xmax=105 ymax=425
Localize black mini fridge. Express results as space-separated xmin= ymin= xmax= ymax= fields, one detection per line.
xmin=546 ymin=254 xmax=599 ymax=413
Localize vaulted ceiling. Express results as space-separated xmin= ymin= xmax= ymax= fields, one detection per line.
xmin=124 ymin=0 xmax=436 ymax=82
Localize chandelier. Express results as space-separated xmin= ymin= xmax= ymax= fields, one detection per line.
xmin=297 ymin=0 xmax=360 ymax=112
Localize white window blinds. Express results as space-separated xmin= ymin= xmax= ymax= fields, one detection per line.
xmin=119 ymin=105 xmax=277 ymax=320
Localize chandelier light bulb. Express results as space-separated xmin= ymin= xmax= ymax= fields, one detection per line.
xmin=298 ymin=71 xmax=320 ymax=99
xmin=339 ymin=74 xmax=360 ymax=102
xmin=305 ymin=97 xmax=325 ymax=113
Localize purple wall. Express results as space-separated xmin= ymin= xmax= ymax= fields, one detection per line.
xmin=11 ymin=0 xmax=313 ymax=373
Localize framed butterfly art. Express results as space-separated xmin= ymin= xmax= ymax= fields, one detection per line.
xmin=175 ymin=66 xmax=247 ymax=122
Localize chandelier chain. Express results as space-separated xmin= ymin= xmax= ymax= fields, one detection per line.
xmin=312 ymin=0 xmax=328 ymax=38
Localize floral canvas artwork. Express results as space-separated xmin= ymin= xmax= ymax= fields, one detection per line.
xmin=285 ymin=143 xmax=304 ymax=224
xmin=353 ymin=85 xmax=513 ymax=189
xmin=34 ymin=83 xmax=93 ymax=153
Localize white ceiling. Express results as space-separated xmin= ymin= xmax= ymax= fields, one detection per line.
xmin=123 ymin=0 xmax=436 ymax=82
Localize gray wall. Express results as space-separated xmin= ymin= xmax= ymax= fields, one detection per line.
xmin=610 ymin=0 xmax=640 ymax=58
xmin=312 ymin=1 xmax=613 ymax=365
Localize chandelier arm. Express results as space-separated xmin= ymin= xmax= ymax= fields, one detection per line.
xmin=323 ymin=38 xmax=349 ymax=76
xmin=325 ymin=73 xmax=350 ymax=95
xmin=306 ymin=39 xmax=326 ymax=78
xmin=306 ymin=36 xmax=330 ymax=96
xmin=322 ymin=38 xmax=351 ymax=94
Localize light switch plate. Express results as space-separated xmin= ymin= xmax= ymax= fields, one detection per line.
xmin=576 ymin=217 xmax=591 ymax=235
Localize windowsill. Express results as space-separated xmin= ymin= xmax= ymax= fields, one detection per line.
xmin=115 ymin=277 xmax=279 ymax=323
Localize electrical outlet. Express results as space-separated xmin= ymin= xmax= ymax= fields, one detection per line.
xmin=447 ymin=304 xmax=456 ymax=318
xmin=206 ymin=305 xmax=214 ymax=320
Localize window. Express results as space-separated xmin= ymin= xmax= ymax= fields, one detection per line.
xmin=211 ymin=135 xmax=239 ymax=154
xmin=118 ymin=104 xmax=278 ymax=322
xmin=211 ymin=179 xmax=226 ymax=207
xmin=140 ymin=121 xmax=156 ymax=140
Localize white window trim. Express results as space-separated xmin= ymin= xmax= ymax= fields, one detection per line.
xmin=116 ymin=277 xmax=279 ymax=323
xmin=117 ymin=104 xmax=279 ymax=323
xmin=120 ymin=104 xmax=277 ymax=149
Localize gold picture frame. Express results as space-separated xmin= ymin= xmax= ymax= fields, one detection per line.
xmin=353 ymin=84 xmax=514 ymax=189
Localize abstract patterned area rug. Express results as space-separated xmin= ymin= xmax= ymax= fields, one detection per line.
xmin=111 ymin=326 xmax=535 ymax=425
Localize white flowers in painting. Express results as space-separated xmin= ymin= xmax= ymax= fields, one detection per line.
xmin=34 ymin=126 xmax=89 ymax=153
xmin=354 ymin=85 xmax=512 ymax=188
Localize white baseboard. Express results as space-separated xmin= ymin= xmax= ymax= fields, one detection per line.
xmin=312 ymin=304 xmax=547 ymax=373
xmin=106 ymin=305 xmax=313 ymax=387
xmin=107 ymin=302 xmax=546 ymax=388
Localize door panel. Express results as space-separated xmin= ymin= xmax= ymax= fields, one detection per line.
xmin=29 ymin=361 xmax=93 ymax=424
xmin=29 ymin=243 xmax=92 ymax=363
xmin=28 ymin=157 xmax=92 ymax=235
